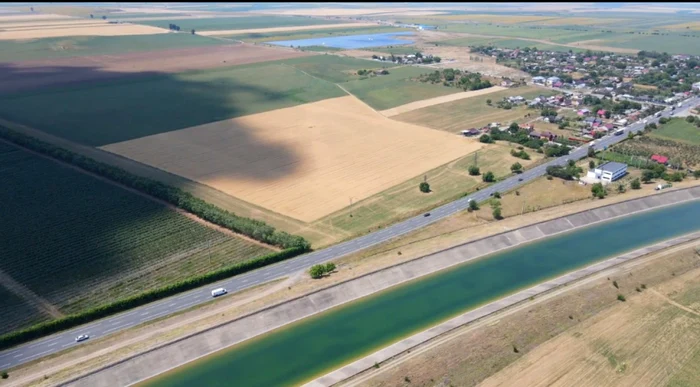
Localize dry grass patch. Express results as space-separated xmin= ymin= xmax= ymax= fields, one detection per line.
xmin=251 ymin=8 xmax=433 ymax=16
xmin=0 ymin=13 xmax=72 ymax=22
xmin=431 ymin=15 xmax=555 ymax=23
xmin=102 ymin=95 xmax=479 ymax=222
xmin=0 ymin=23 xmax=168 ymax=40
xmin=197 ymin=22 xmax=377 ymax=36
xmin=393 ymin=86 xmax=552 ymax=133
xmin=536 ymin=17 xmax=628 ymax=26
xmin=659 ymin=21 xmax=700 ymax=31
xmin=380 ymin=86 xmax=507 ymax=117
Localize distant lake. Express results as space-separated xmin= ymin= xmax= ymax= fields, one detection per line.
xmin=267 ymin=32 xmax=414 ymax=49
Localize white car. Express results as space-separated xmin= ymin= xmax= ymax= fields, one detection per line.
xmin=75 ymin=334 xmax=90 ymax=342
xmin=211 ymin=288 xmax=228 ymax=297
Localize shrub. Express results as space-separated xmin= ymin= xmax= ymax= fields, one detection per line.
xmin=613 ymin=280 xmax=619 ymax=289
xmin=636 ymin=287 xmax=641 ymax=292
xmin=617 ymin=294 xmax=626 ymax=302
xmin=587 ymin=146 xmax=596 ymax=158
xmin=483 ymin=171 xmax=495 ymax=182
xmin=493 ymin=191 xmax=501 ymax=198
xmin=1 ymin=371 xmax=7 ymax=379
xmin=468 ymin=165 xmax=480 ymax=176
xmin=641 ymin=284 xmax=647 ymax=289
xmin=309 ymin=264 xmax=326 ymax=279
xmin=493 ymin=207 xmax=503 ymax=220
xmin=324 ymin=262 xmax=336 ymax=273
xmin=513 ymin=345 xmax=519 ymax=353
xmin=694 ymin=170 xmax=700 ymax=179
xmin=510 ymin=162 xmax=523 ymax=174
xmin=630 ymin=178 xmax=641 ymax=189
xmin=468 ymin=199 xmax=479 ymax=211
xmin=479 ymin=134 xmax=494 ymax=143
xmin=591 ymin=182 xmax=607 ymax=199
xmin=419 ymin=182 xmax=431 ymax=193
xmin=0 ymin=127 xmax=309 ymax=250
xmin=589 ymin=160 xmax=595 ymax=169
xmin=617 ymin=184 xmax=626 ymax=193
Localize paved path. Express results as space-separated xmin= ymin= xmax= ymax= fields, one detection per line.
xmin=1 ymin=96 xmax=697 ymax=370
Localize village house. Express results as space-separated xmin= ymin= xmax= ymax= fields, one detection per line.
xmin=532 ymin=76 xmax=545 ymax=84
xmin=651 ymin=154 xmax=669 ymax=165
xmin=546 ymin=76 xmax=561 ymax=86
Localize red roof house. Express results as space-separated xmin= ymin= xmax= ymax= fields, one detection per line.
xmin=651 ymin=154 xmax=668 ymax=164
xmin=597 ymin=109 xmax=606 ymax=117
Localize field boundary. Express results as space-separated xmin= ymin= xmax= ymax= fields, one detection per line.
xmin=0 ymin=268 xmax=63 ymax=319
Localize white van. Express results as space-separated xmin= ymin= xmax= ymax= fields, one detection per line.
xmin=211 ymin=288 xmax=227 ymax=297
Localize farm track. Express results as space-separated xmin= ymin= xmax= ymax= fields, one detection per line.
xmin=0 ymin=136 xmax=278 ymax=252
xmin=0 ymin=268 xmax=63 ymax=319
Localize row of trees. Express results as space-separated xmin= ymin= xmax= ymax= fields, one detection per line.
xmin=546 ymin=160 xmax=583 ymax=180
xmin=0 ymin=126 xmax=310 ymax=250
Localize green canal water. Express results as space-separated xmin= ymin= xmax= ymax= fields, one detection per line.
xmin=142 ymin=200 xmax=700 ymax=387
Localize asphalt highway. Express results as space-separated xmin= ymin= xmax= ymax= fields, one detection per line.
xmin=1 ymin=97 xmax=696 ymax=370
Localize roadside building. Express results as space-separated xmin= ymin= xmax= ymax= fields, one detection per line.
xmin=587 ymin=162 xmax=628 ymax=183
xmin=532 ymin=76 xmax=545 ymax=84
xmin=651 ymin=154 xmax=669 ymax=165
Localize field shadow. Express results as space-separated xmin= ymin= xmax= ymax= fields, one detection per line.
xmin=0 ymin=61 xmax=302 ymax=182
xmin=0 ymin=57 xmax=311 ymax=331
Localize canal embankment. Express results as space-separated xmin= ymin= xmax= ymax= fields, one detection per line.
xmin=61 ymin=186 xmax=700 ymax=387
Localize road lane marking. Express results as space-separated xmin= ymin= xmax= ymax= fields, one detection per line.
xmin=61 ymin=343 xmax=73 ymax=348
xmin=104 ymin=324 xmax=130 ymax=334
xmin=47 ymin=342 xmax=57 ymax=347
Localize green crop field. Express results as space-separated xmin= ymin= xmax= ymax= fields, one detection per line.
xmin=280 ymin=54 xmax=383 ymax=83
xmin=0 ymin=34 xmax=225 ymax=63
xmin=651 ymin=118 xmax=700 ymax=145
xmin=441 ymin=23 xmax=604 ymax=41
xmin=393 ymin=86 xmax=556 ymax=133
xmin=314 ymin=143 xmax=544 ymax=236
xmin=0 ymin=60 xmax=345 ymax=146
xmin=342 ymin=66 xmax=462 ymax=111
xmin=594 ymin=34 xmax=700 ymax=55
xmin=366 ymin=45 xmax=421 ymax=55
xmin=0 ymin=286 xmax=47 ymax=336
xmin=0 ymin=141 xmax=272 ymax=334
xmin=137 ymin=15 xmax=342 ymax=31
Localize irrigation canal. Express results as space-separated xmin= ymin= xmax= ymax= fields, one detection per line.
xmin=140 ymin=199 xmax=700 ymax=387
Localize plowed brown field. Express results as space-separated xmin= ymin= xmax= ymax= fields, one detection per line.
xmin=0 ymin=44 xmax=312 ymax=93
xmin=101 ymin=95 xmax=480 ymax=222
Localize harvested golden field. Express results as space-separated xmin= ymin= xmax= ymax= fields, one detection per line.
xmin=0 ymin=19 xmax=107 ymax=29
xmin=0 ymin=23 xmax=168 ymax=40
xmin=251 ymin=8 xmax=440 ymax=16
xmin=102 ymin=96 xmax=479 ymax=222
xmin=0 ymin=13 xmax=71 ymax=22
xmin=660 ymin=21 xmax=700 ymax=30
xmin=431 ymin=14 xmax=555 ymax=23
xmin=380 ymin=86 xmax=507 ymax=117
xmin=197 ymin=22 xmax=378 ymax=36
xmin=536 ymin=17 xmax=628 ymax=26
xmin=480 ymin=271 xmax=700 ymax=387
xmin=392 ymin=86 xmax=552 ymax=133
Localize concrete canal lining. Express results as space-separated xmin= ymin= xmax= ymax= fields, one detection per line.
xmin=62 ymin=186 xmax=700 ymax=387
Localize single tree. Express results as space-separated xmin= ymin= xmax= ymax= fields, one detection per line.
xmin=468 ymin=199 xmax=479 ymax=211
xmin=510 ymin=162 xmax=523 ymax=174
xmin=483 ymin=171 xmax=495 ymax=182
xmin=587 ymin=146 xmax=596 ymax=158
xmin=493 ymin=191 xmax=501 ymax=198
xmin=324 ymin=262 xmax=336 ymax=273
xmin=509 ymin=122 xmax=520 ymax=132
xmin=630 ymin=178 xmax=641 ymax=189
xmin=589 ymin=160 xmax=595 ymax=169
xmin=604 ymin=110 xmax=611 ymax=119
xmin=1 ymin=371 xmax=8 ymax=379
xmin=419 ymin=182 xmax=431 ymax=193
xmin=493 ymin=206 xmax=503 ymax=220
xmin=468 ymin=165 xmax=480 ymax=176
xmin=591 ymin=182 xmax=607 ymax=199
xmin=309 ymin=264 xmax=325 ymax=279
xmin=617 ymin=183 xmax=626 ymax=193
xmin=641 ymin=170 xmax=655 ymax=183
xmin=479 ymin=134 xmax=494 ymax=143
xmin=567 ymin=159 xmax=576 ymax=167
xmin=694 ymin=170 xmax=700 ymax=179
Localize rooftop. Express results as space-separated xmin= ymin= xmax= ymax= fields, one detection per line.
xmin=598 ymin=161 xmax=627 ymax=172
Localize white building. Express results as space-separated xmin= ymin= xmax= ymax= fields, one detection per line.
xmin=587 ymin=162 xmax=627 ymax=183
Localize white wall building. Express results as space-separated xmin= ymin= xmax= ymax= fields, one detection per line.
xmin=587 ymin=162 xmax=628 ymax=183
